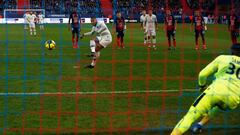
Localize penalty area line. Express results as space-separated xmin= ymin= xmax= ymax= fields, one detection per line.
xmin=0 ymin=89 xmax=197 ymax=96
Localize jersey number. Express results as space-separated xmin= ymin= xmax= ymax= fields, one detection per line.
xmin=226 ymin=62 xmax=240 ymax=79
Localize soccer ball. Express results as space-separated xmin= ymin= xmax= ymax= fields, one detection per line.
xmin=45 ymin=40 xmax=56 ymax=50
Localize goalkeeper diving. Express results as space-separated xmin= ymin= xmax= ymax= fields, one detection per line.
xmin=171 ymin=43 xmax=240 ymax=135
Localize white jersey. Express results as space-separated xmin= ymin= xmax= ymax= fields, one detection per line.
xmin=26 ymin=14 xmax=37 ymax=23
xmin=84 ymin=21 xmax=111 ymax=37
xmin=38 ymin=14 xmax=44 ymax=23
xmin=145 ymin=14 xmax=157 ymax=31
xmin=23 ymin=13 xmax=28 ymax=23
xmin=140 ymin=14 xmax=147 ymax=26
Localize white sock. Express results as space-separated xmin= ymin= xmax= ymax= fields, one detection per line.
xmin=30 ymin=29 xmax=32 ymax=35
xmin=95 ymin=51 xmax=100 ymax=58
xmin=198 ymin=122 xmax=203 ymax=126
xmin=153 ymin=38 xmax=156 ymax=48
xmin=33 ymin=28 xmax=36 ymax=35
xmin=90 ymin=40 xmax=96 ymax=53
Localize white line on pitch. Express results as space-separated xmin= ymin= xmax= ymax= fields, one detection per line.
xmin=0 ymin=89 xmax=197 ymax=96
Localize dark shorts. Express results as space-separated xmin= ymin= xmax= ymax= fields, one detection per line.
xmin=231 ymin=30 xmax=239 ymax=38
xmin=117 ymin=31 xmax=124 ymax=38
xmin=72 ymin=27 xmax=80 ymax=36
xmin=195 ymin=29 xmax=204 ymax=36
xmin=167 ymin=30 xmax=175 ymax=37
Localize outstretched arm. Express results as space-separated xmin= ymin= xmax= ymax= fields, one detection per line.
xmin=198 ymin=56 xmax=220 ymax=87
xmin=83 ymin=27 xmax=95 ymax=36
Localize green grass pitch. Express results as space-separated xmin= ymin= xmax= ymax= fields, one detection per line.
xmin=0 ymin=23 xmax=239 ymax=134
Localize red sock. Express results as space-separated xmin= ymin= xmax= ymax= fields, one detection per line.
xmin=72 ymin=37 xmax=75 ymax=45
xmin=75 ymin=38 xmax=78 ymax=45
xmin=173 ymin=39 xmax=176 ymax=47
xmin=203 ymin=39 xmax=206 ymax=46
xmin=117 ymin=37 xmax=121 ymax=48
xmin=196 ymin=38 xmax=199 ymax=47
xmin=121 ymin=37 xmax=124 ymax=48
xmin=232 ymin=37 xmax=237 ymax=44
xmin=168 ymin=39 xmax=171 ymax=47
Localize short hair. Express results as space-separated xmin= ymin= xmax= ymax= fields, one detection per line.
xmin=231 ymin=44 xmax=240 ymax=56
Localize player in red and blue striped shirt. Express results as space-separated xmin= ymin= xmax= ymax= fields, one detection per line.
xmin=114 ymin=11 xmax=126 ymax=49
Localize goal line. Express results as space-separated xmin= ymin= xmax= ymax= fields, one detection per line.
xmin=0 ymin=89 xmax=197 ymax=96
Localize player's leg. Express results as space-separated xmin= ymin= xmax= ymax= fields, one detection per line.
xmin=195 ymin=30 xmax=200 ymax=50
xmin=172 ymin=30 xmax=176 ymax=49
xmin=147 ymin=32 xmax=152 ymax=48
xmin=192 ymin=106 xmax=220 ymax=133
xmin=32 ymin=23 xmax=36 ymax=36
xmin=117 ymin=31 xmax=121 ymax=49
xmin=152 ymin=30 xmax=157 ymax=50
xmin=167 ymin=30 xmax=172 ymax=50
xmin=71 ymin=28 xmax=76 ymax=48
xmin=231 ymin=31 xmax=238 ymax=44
xmin=201 ymin=30 xmax=206 ymax=50
xmin=144 ymin=31 xmax=148 ymax=45
xmin=29 ymin=23 xmax=33 ymax=35
xmin=171 ymin=92 xmax=218 ymax=135
xmin=120 ymin=31 xmax=125 ymax=48
xmin=75 ymin=28 xmax=80 ymax=47
xmin=85 ymin=35 xmax=112 ymax=68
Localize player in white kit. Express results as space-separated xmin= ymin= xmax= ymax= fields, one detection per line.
xmin=140 ymin=10 xmax=147 ymax=45
xmin=81 ymin=17 xmax=112 ymax=69
xmin=38 ymin=12 xmax=44 ymax=30
xmin=23 ymin=12 xmax=29 ymax=30
xmin=26 ymin=12 xmax=37 ymax=36
xmin=145 ymin=9 xmax=158 ymax=50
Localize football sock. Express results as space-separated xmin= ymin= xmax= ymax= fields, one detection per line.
xmin=72 ymin=37 xmax=75 ymax=45
xmin=153 ymin=38 xmax=156 ymax=48
xmin=173 ymin=39 xmax=176 ymax=47
xmin=75 ymin=37 xmax=78 ymax=45
xmin=168 ymin=38 xmax=171 ymax=47
xmin=33 ymin=28 xmax=36 ymax=35
xmin=144 ymin=34 xmax=147 ymax=44
xmin=121 ymin=37 xmax=124 ymax=48
xmin=30 ymin=28 xmax=32 ymax=35
xmin=117 ymin=37 xmax=121 ymax=48
xmin=90 ymin=40 xmax=96 ymax=53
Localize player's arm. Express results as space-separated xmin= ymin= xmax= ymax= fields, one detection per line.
xmin=173 ymin=16 xmax=177 ymax=31
xmin=82 ymin=27 xmax=95 ymax=38
xmin=202 ymin=16 xmax=207 ymax=30
xmin=198 ymin=56 xmax=220 ymax=89
xmin=190 ymin=16 xmax=194 ymax=31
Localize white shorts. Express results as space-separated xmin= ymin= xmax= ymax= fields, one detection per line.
xmin=29 ymin=22 xmax=35 ymax=28
xmin=39 ymin=21 xmax=44 ymax=24
xmin=97 ymin=35 xmax=112 ymax=48
xmin=146 ymin=29 xmax=156 ymax=36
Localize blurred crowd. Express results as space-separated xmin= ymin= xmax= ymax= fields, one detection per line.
xmin=0 ymin=0 xmax=239 ymax=23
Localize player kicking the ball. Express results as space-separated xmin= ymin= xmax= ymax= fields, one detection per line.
xmin=68 ymin=9 xmax=81 ymax=49
xmin=171 ymin=43 xmax=240 ymax=135
xmin=81 ymin=17 xmax=112 ymax=69
xmin=145 ymin=9 xmax=158 ymax=50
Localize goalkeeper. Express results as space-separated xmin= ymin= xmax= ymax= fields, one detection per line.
xmin=171 ymin=43 xmax=240 ymax=135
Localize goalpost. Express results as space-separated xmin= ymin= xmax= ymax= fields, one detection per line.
xmin=3 ymin=9 xmax=45 ymax=23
